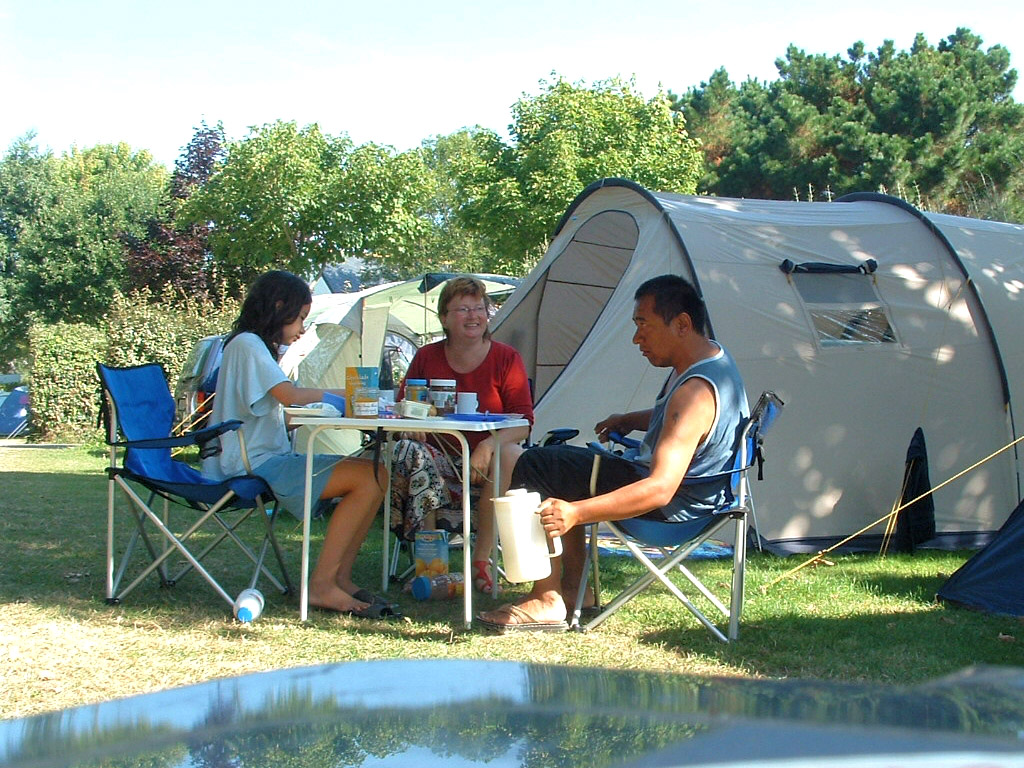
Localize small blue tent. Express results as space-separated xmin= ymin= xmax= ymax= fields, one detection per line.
xmin=0 ymin=386 xmax=29 ymax=437
xmin=937 ymin=499 xmax=1024 ymax=617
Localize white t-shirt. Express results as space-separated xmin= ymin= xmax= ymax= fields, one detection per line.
xmin=201 ymin=332 xmax=291 ymax=480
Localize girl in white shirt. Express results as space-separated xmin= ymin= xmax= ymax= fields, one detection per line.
xmin=203 ymin=270 xmax=395 ymax=618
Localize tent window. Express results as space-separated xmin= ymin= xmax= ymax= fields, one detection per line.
xmin=791 ymin=272 xmax=897 ymax=346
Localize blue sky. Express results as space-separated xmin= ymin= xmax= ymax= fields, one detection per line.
xmin=2 ymin=0 xmax=1022 ymax=169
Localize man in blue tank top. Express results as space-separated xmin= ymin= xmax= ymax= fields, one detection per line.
xmin=478 ymin=274 xmax=748 ymax=633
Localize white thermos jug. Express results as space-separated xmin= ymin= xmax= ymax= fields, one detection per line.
xmin=492 ymin=489 xmax=563 ymax=582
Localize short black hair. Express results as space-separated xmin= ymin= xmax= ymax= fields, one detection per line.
xmin=634 ymin=274 xmax=707 ymax=332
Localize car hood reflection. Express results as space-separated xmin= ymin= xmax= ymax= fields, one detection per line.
xmin=3 ymin=660 xmax=1024 ymax=767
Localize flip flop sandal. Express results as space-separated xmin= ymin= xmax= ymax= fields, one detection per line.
xmin=312 ymin=593 xmax=402 ymax=619
xmin=477 ymin=603 xmax=568 ymax=634
xmin=347 ymin=600 xmax=400 ymax=620
xmin=353 ymin=589 xmax=403 ymax=618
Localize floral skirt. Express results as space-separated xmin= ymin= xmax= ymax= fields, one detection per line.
xmin=390 ymin=438 xmax=476 ymax=540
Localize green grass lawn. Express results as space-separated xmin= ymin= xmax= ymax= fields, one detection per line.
xmin=2 ymin=440 xmax=1021 ymax=720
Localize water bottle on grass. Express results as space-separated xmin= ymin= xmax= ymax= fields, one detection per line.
xmin=233 ymin=588 xmax=264 ymax=622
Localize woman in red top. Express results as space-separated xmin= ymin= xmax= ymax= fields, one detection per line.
xmin=393 ymin=276 xmax=534 ymax=592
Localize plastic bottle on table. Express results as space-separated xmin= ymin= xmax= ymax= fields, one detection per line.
xmin=410 ymin=572 xmax=465 ymax=601
xmin=233 ymin=588 xmax=265 ymax=622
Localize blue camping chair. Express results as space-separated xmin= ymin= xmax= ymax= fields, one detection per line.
xmin=97 ymin=363 xmax=293 ymax=612
xmin=572 ymin=390 xmax=784 ymax=642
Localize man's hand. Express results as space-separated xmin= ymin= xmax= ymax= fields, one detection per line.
xmin=594 ymin=409 xmax=651 ymax=442
xmin=594 ymin=413 xmax=629 ymax=442
xmin=538 ymin=498 xmax=580 ymax=537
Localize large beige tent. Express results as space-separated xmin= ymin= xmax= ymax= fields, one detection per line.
xmin=491 ymin=178 xmax=1024 ymax=553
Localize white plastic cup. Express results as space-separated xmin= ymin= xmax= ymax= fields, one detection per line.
xmin=492 ymin=489 xmax=563 ymax=583
xmin=233 ymin=587 xmax=264 ymax=622
xmin=456 ymin=391 xmax=479 ymax=414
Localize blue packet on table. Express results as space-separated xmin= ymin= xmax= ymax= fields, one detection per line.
xmin=321 ymin=391 xmax=347 ymax=414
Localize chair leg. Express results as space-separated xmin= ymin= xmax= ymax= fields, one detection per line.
xmin=581 ymin=516 xmax=742 ymax=643
xmin=109 ymin=478 xmax=291 ymax=609
xmin=169 ymin=507 xmax=289 ymax=595
xmin=262 ymin=506 xmax=295 ymax=595
xmin=728 ymin=511 xmax=748 ymax=641
xmin=569 ymin=523 xmax=603 ymax=630
xmin=108 ymin=485 xmax=179 ymax=601
xmin=390 ymin=535 xmax=415 ymax=582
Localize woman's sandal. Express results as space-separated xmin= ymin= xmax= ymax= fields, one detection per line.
xmin=472 ymin=560 xmax=501 ymax=594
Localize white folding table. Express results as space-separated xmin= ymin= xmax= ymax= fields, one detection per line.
xmin=287 ymin=412 xmax=529 ymax=627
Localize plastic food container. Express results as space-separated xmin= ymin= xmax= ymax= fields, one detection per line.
xmin=353 ymin=387 xmax=379 ymax=418
xmin=397 ymin=399 xmax=432 ymax=419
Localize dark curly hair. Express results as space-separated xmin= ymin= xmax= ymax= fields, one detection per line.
xmin=227 ymin=270 xmax=312 ymax=358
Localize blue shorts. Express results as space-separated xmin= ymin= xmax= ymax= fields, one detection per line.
xmin=253 ymin=453 xmax=344 ymax=520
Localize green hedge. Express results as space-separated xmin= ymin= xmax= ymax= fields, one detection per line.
xmin=103 ymin=288 xmax=237 ymax=379
xmin=27 ymin=289 xmax=239 ymax=442
xmin=28 ymin=322 xmax=108 ymax=443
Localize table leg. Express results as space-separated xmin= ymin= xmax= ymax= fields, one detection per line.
xmin=456 ymin=432 xmax=473 ymax=629
xmin=300 ymin=425 xmax=322 ymax=622
xmin=382 ymin=432 xmax=393 ymax=593
xmin=490 ymin=428 xmax=502 ymax=598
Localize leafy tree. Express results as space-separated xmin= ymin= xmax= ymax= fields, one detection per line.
xmin=123 ymin=122 xmax=228 ymax=299
xmin=121 ymin=218 xmax=218 ymax=299
xmin=180 ymin=120 xmax=440 ymax=282
xmin=0 ymin=134 xmax=56 ymax=366
xmin=180 ymin=120 xmax=344 ymax=281
xmin=451 ymin=76 xmax=704 ymax=269
xmin=674 ymin=28 xmax=1024 ymax=216
xmin=326 ymin=141 xmax=435 ymax=273
xmin=0 ymin=139 xmax=167 ymax=364
xmin=17 ymin=144 xmax=168 ymax=321
xmin=171 ymin=121 xmax=226 ymax=200
xmin=360 ymin=130 xmax=503 ymax=282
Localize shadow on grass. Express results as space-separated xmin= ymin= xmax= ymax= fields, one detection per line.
xmin=0 ymin=466 xmax=486 ymax=641
xmin=639 ymin=601 xmax=1024 ymax=683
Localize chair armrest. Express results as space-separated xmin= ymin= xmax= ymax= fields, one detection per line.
xmin=540 ymin=427 xmax=579 ymax=446
xmin=607 ymin=431 xmax=642 ymax=450
xmin=189 ymin=419 xmax=243 ymax=444
xmin=109 ymin=420 xmax=241 ymax=450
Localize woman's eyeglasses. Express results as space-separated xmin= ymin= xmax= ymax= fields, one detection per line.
xmin=448 ymin=305 xmax=487 ymax=316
